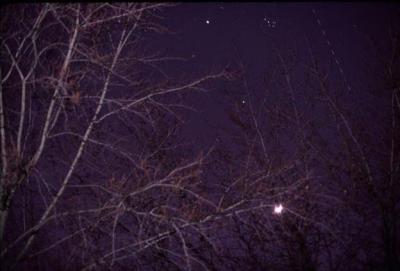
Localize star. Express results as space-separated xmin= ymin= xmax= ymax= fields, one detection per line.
xmin=264 ymin=18 xmax=277 ymax=28
xmin=206 ymin=20 xmax=210 ymax=24
xmin=273 ymin=203 xmax=283 ymax=214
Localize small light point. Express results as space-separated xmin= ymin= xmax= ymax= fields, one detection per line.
xmin=273 ymin=203 xmax=283 ymax=214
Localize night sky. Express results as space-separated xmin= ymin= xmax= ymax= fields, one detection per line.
xmin=154 ymin=3 xmax=399 ymax=147
xmin=1 ymin=3 xmax=400 ymax=271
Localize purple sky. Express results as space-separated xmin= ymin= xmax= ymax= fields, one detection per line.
xmin=153 ymin=3 xmax=399 ymax=147
xmin=2 ymin=3 xmax=400 ymax=270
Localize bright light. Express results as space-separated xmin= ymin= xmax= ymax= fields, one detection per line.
xmin=242 ymin=100 xmax=246 ymax=104
xmin=206 ymin=20 xmax=210 ymax=24
xmin=273 ymin=203 xmax=283 ymax=214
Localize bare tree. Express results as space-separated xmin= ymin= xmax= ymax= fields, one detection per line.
xmin=0 ymin=3 xmax=238 ymax=270
xmin=207 ymin=48 xmax=335 ymax=270
xmin=202 ymin=26 xmax=400 ymax=270
xmin=2 ymin=3 xmax=398 ymax=271
xmin=306 ymin=28 xmax=400 ymax=270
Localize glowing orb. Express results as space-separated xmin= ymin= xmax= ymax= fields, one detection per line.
xmin=273 ymin=204 xmax=283 ymax=214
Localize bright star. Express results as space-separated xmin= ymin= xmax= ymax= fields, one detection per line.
xmin=273 ymin=204 xmax=283 ymax=214
xmin=206 ymin=20 xmax=210 ymax=24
